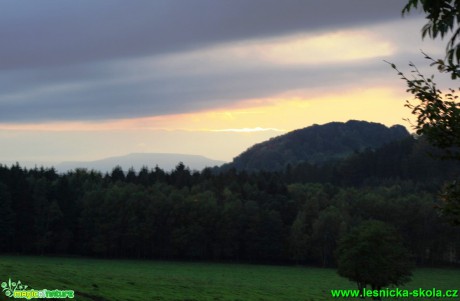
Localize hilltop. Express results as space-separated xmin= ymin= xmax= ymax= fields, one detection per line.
xmin=225 ymin=120 xmax=410 ymax=171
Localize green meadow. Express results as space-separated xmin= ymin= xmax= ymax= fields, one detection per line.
xmin=0 ymin=256 xmax=458 ymax=301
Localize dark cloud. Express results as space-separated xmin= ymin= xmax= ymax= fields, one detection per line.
xmin=0 ymin=0 xmax=422 ymax=123
xmin=1 ymin=0 xmax=410 ymax=69
xmin=0 ymin=58 xmax=395 ymax=122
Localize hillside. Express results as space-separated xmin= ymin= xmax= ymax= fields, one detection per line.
xmin=226 ymin=120 xmax=410 ymax=171
xmin=280 ymin=135 xmax=460 ymax=187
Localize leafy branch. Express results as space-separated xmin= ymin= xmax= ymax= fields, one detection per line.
xmin=403 ymin=0 xmax=460 ymax=66
xmin=386 ymin=56 xmax=460 ymax=160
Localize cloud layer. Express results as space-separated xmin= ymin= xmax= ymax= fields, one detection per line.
xmin=0 ymin=0 xmax=422 ymax=123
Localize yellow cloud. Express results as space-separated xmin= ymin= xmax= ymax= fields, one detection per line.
xmin=249 ymin=30 xmax=395 ymax=65
xmin=139 ymin=26 xmax=396 ymax=75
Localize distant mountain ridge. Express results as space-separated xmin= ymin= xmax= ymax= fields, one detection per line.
xmin=225 ymin=120 xmax=410 ymax=171
xmin=55 ymin=153 xmax=225 ymax=173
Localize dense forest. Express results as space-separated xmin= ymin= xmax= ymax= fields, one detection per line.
xmin=1 ymin=134 xmax=460 ymax=267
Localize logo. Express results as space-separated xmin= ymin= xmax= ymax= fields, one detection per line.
xmin=1 ymin=278 xmax=74 ymax=299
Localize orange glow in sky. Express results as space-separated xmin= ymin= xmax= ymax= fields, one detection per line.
xmin=0 ymin=86 xmax=412 ymax=134
xmin=0 ymin=84 xmax=415 ymax=163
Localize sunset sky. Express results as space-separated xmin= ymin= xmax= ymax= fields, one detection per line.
xmin=0 ymin=1 xmax=449 ymax=166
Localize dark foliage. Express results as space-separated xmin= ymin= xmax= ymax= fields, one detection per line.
xmin=390 ymin=0 xmax=460 ymax=224
xmin=0 ymin=137 xmax=459 ymax=265
xmin=337 ymin=220 xmax=413 ymax=299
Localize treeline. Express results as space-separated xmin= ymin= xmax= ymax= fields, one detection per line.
xmin=282 ymin=137 xmax=460 ymax=188
xmin=0 ymin=150 xmax=459 ymax=266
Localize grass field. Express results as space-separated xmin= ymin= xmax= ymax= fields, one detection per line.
xmin=0 ymin=256 xmax=458 ymax=301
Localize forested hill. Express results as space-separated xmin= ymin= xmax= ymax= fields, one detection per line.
xmin=225 ymin=120 xmax=410 ymax=171
xmin=1 ymin=129 xmax=460 ymax=264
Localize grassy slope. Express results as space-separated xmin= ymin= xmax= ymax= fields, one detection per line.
xmin=0 ymin=256 xmax=458 ymax=301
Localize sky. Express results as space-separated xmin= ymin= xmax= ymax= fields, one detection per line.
xmin=0 ymin=1 xmax=449 ymax=165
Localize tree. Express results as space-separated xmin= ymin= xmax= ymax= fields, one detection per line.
xmin=312 ymin=206 xmax=346 ymax=267
xmin=32 ymin=177 xmax=52 ymax=254
xmin=126 ymin=167 xmax=137 ymax=183
xmin=0 ymin=182 xmax=15 ymax=252
xmin=336 ymin=220 xmax=413 ymax=300
xmin=389 ymin=0 xmax=460 ymax=224
xmin=288 ymin=209 xmax=311 ymax=263
xmin=110 ymin=166 xmax=125 ymax=182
